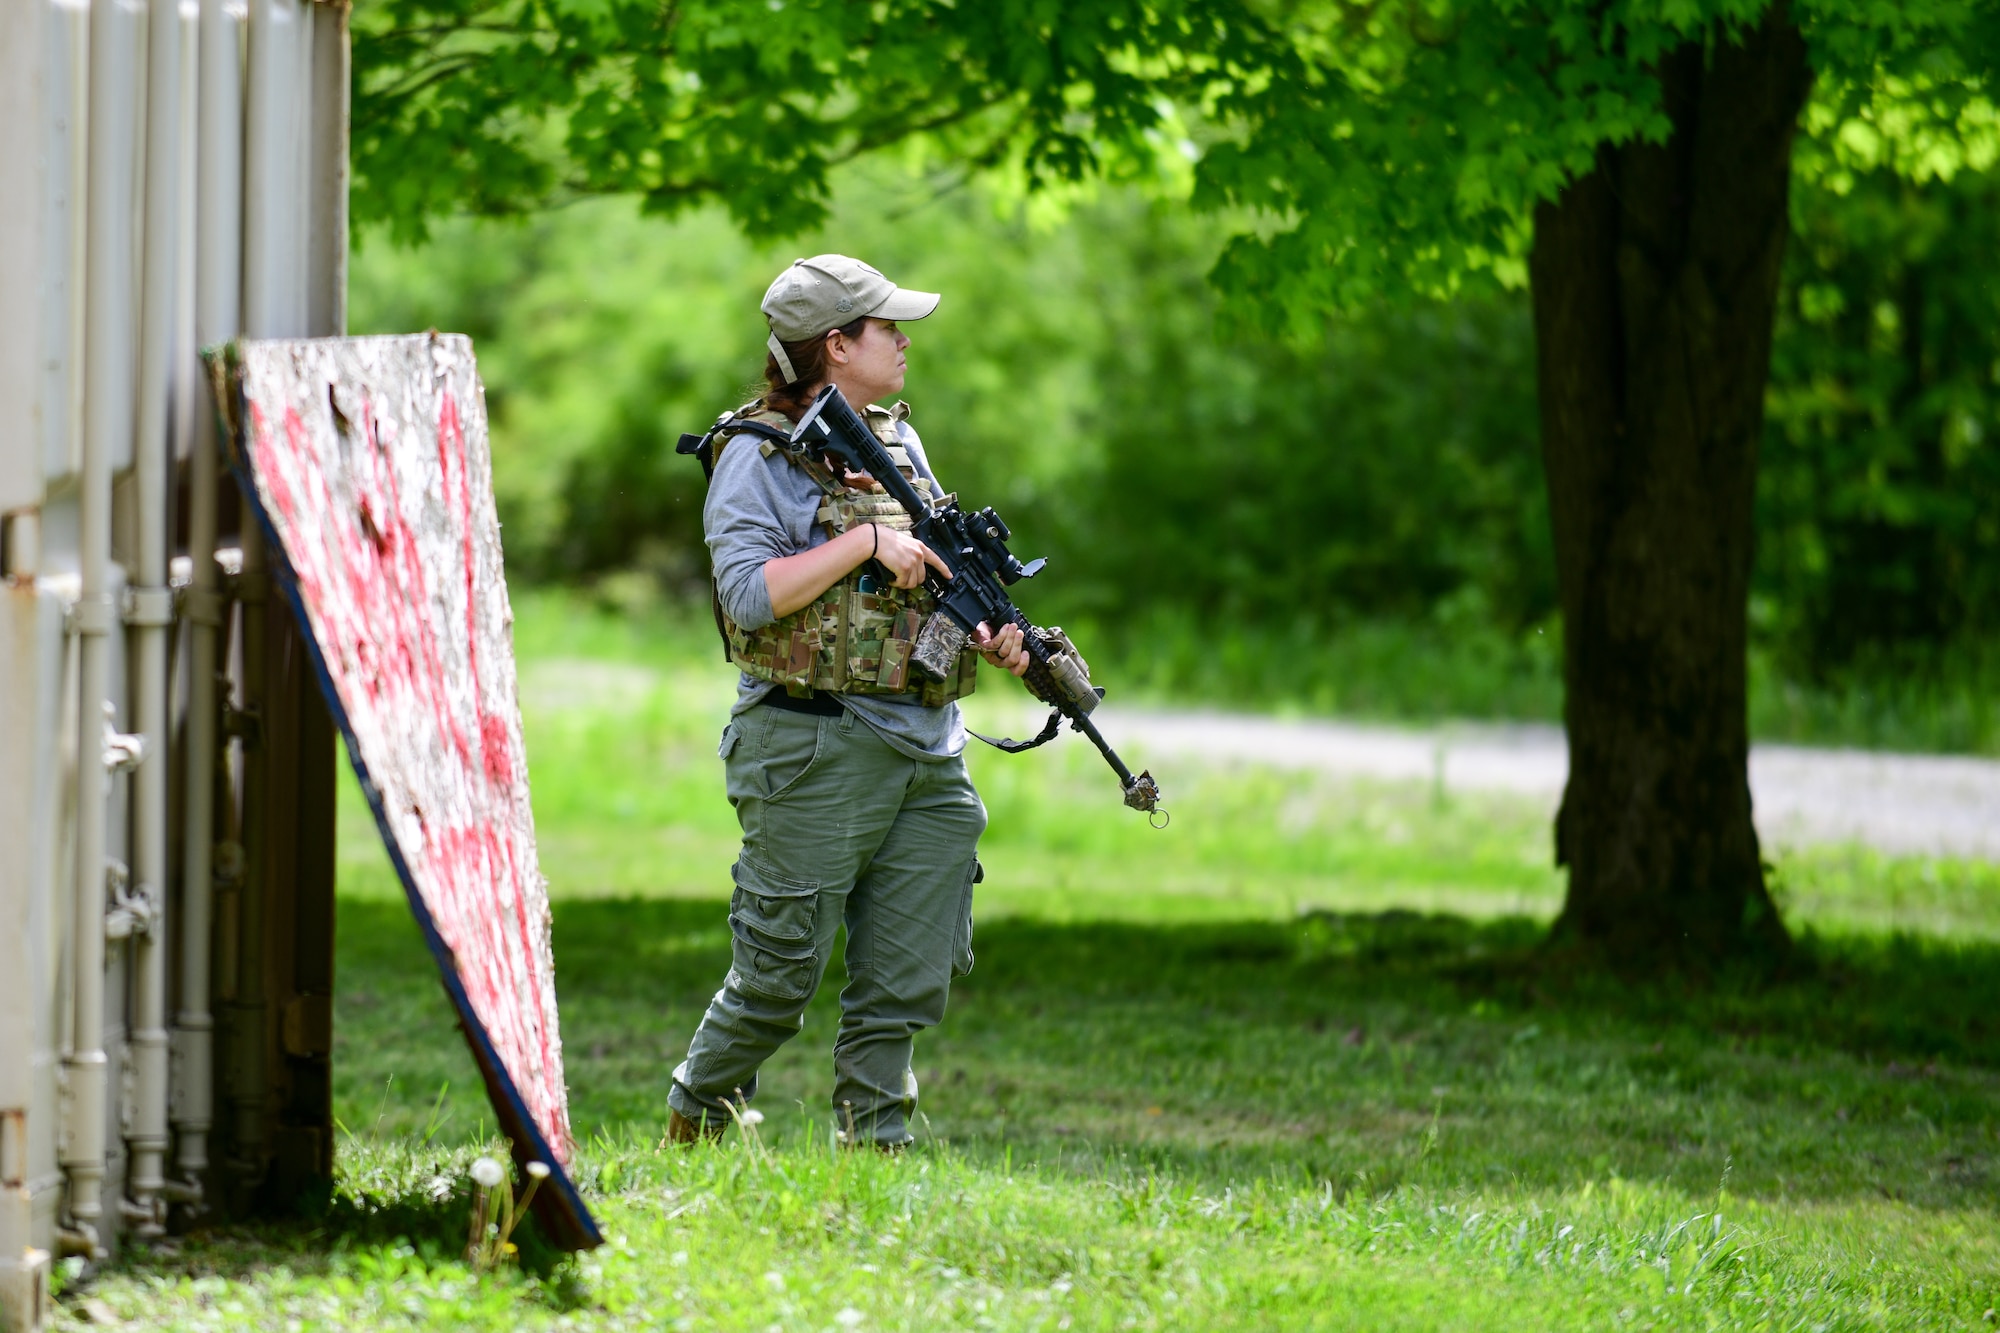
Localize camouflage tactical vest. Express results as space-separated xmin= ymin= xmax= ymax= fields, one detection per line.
xmin=714 ymin=400 xmax=979 ymax=707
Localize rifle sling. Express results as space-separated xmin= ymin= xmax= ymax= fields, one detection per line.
xmin=968 ymin=708 xmax=1065 ymax=754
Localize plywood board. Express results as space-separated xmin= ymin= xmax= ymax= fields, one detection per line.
xmin=209 ymin=333 xmax=599 ymax=1250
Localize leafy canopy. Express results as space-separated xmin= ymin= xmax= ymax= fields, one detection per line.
xmin=355 ymin=0 xmax=2000 ymax=324
xmin=352 ymin=0 xmax=1262 ymax=242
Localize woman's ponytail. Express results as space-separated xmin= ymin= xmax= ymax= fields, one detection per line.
xmin=761 ymin=315 xmax=870 ymax=420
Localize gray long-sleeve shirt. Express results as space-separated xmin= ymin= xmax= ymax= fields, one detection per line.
xmin=705 ymin=415 xmax=967 ymax=761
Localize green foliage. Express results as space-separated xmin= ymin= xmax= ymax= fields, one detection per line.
xmin=1749 ymin=638 xmax=2000 ymax=753
xmin=350 ymin=0 xmax=1243 ymax=245
xmin=1762 ymin=160 xmax=2000 ymax=672
xmin=1200 ymin=0 xmax=1998 ymax=327
xmin=350 ymin=202 xmax=773 ymax=576
xmin=354 ymin=0 xmax=2000 ymax=321
xmin=351 ymin=175 xmax=1557 ymax=633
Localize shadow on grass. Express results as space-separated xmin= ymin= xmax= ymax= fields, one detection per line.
xmin=97 ymin=1164 xmax=582 ymax=1299
xmin=332 ymin=896 xmax=2000 ymax=1215
xmin=527 ymin=897 xmax=2000 ymax=1064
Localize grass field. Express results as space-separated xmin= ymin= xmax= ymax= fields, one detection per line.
xmin=76 ymin=594 xmax=2000 ymax=1329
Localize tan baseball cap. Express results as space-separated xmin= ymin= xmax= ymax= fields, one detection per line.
xmin=761 ymin=254 xmax=940 ymax=382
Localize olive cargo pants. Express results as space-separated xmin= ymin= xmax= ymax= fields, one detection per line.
xmin=668 ymin=704 xmax=985 ymax=1147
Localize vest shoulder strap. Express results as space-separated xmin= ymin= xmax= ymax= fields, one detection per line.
xmin=676 ymin=401 xmax=793 ymax=480
xmin=679 ymin=400 xmax=804 ymax=663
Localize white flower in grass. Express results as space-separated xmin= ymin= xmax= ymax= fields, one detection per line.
xmin=470 ymin=1157 xmax=505 ymax=1189
xmin=738 ymin=1108 xmax=765 ymax=1127
xmin=835 ymin=1309 xmax=865 ymax=1328
xmin=525 ymin=1161 xmax=551 ymax=1181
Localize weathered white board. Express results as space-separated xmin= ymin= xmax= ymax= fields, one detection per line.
xmin=212 ymin=334 xmax=598 ymax=1250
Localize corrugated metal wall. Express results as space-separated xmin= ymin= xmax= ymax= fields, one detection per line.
xmin=0 ymin=3 xmax=348 ymax=1326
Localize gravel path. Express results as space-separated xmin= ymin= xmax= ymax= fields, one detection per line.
xmin=517 ymin=662 xmax=1997 ymax=861
xmin=1100 ymin=707 xmax=2000 ymax=861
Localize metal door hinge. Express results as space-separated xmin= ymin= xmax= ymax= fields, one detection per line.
xmin=102 ymin=703 xmax=146 ymax=772
xmin=0 ymin=1107 xmax=25 ymax=1188
xmin=104 ymin=861 xmax=159 ymax=940
xmin=221 ymin=704 xmax=262 ymax=749
xmin=122 ymin=585 xmax=176 ymax=627
xmin=65 ymin=594 xmax=117 ymax=636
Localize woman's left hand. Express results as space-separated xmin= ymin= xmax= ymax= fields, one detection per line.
xmin=972 ymin=622 xmax=1030 ymax=677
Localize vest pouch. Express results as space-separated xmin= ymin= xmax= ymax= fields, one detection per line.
xmin=781 ymin=625 xmax=821 ymax=691
xmin=845 ymin=588 xmax=924 ymax=692
xmin=879 ymin=636 xmax=912 ymax=692
xmin=733 ymin=619 xmax=822 ymax=692
xmin=880 ymin=606 xmax=923 ymax=692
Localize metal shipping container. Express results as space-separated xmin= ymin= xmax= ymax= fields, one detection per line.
xmin=1 ymin=2 xmax=350 ymax=1326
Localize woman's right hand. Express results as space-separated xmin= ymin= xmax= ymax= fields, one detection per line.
xmin=872 ymin=524 xmax=952 ymax=590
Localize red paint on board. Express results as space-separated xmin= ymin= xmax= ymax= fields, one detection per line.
xmin=480 ymin=713 xmax=514 ymax=786
xmin=235 ymin=342 xmax=573 ymax=1167
xmin=436 ymin=396 xmax=516 ymax=791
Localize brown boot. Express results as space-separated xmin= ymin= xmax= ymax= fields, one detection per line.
xmin=661 ymin=1108 xmax=725 ymax=1147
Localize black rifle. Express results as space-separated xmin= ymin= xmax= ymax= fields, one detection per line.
xmin=792 ymin=384 xmax=1164 ymax=820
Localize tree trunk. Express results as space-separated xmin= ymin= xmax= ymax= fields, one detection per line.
xmin=1529 ymin=11 xmax=1812 ymax=970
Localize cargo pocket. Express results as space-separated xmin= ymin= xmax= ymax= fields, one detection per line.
xmin=950 ymin=859 xmax=980 ymax=979
xmin=728 ymin=858 xmax=820 ymax=1001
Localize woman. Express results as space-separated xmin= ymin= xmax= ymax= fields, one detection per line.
xmin=666 ymin=255 xmax=1028 ymax=1150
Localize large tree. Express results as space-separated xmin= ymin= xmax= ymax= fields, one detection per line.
xmin=355 ymin=0 xmax=1998 ymax=970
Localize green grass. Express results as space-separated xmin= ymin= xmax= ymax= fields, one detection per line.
xmin=78 ymin=592 xmax=2000 ymax=1329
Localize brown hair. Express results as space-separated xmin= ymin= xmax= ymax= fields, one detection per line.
xmin=761 ymin=315 xmax=870 ymax=420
